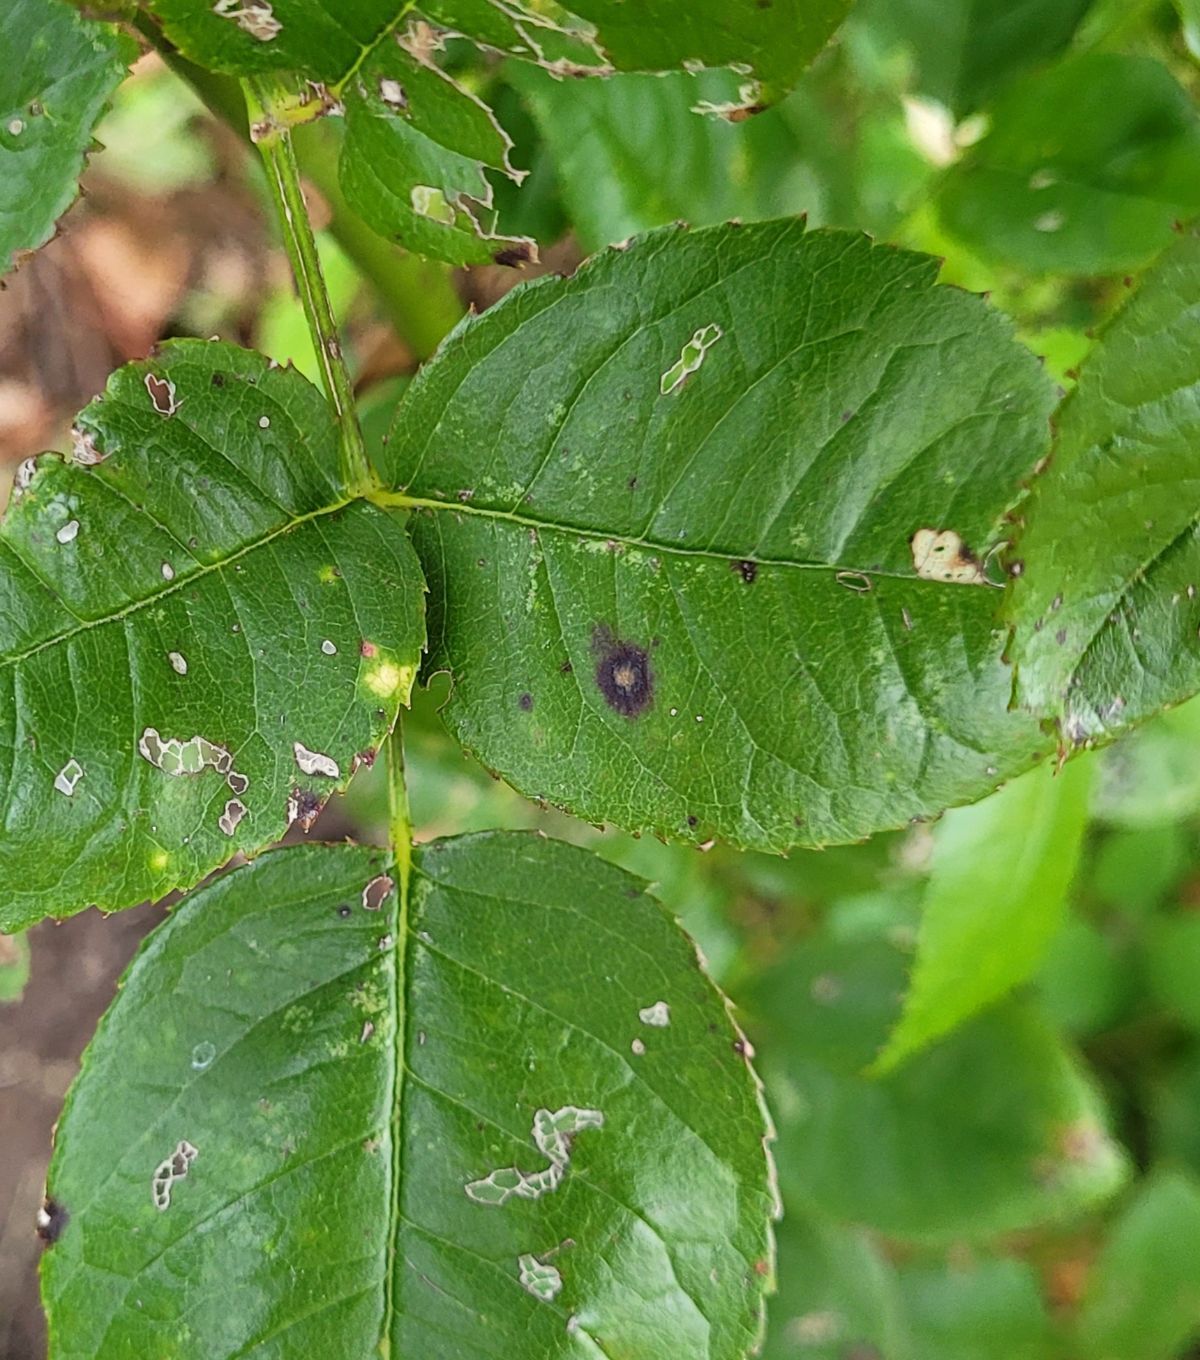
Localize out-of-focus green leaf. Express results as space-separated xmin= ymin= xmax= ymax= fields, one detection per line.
xmin=873 ymin=759 xmax=1093 ymax=1073
xmin=851 ymin=0 xmax=1093 ymax=116
xmin=509 ymin=65 xmax=825 ymax=251
xmin=938 ymin=55 xmax=1200 ymax=275
xmin=1144 ymin=914 xmax=1200 ymax=1032
xmin=1093 ymin=697 xmax=1200 ymax=827
xmin=753 ymin=933 xmax=1128 ymax=1241
xmin=1180 ymin=0 xmax=1200 ymax=60
xmin=1073 ymin=1171 xmax=1200 ymax=1360
xmin=1 ymin=0 xmax=134 ymax=277
xmin=91 ymin=63 xmax=215 ymax=194
xmin=0 ymin=342 xmax=426 ymax=929
xmin=386 ymin=219 xmax=1054 ymax=852
xmin=1007 ymin=227 xmax=1200 ymax=746
xmin=762 ymin=1214 xmax=912 ymax=1359
xmin=1149 ymin=1046 xmax=1200 ymax=1176
xmin=42 ymin=834 xmax=776 ymax=1358
xmin=898 ymin=1256 xmax=1053 ymax=1360
xmin=0 ymin=932 xmax=30 ymax=1004
xmin=1089 ymin=824 xmax=1191 ymax=918
xmin=1036 ymin=916 xmax=1129 ymax=1038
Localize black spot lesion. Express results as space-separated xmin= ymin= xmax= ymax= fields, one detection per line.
xmin=518 ymin=692 xmax=534 ymax=711
xmin=733 ymin=559 xmax=758 ymax=584
xmin=592 ymin=627 xmax=653 ymax=718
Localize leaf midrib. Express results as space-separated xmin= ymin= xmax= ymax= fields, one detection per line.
xmin=378 ymin=489 xmax=991 ymax=587
xmin=0 ymin=495 xmax=353 ymax=669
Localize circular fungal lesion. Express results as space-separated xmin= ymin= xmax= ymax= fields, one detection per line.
xmin=593 ymin=628 xmax=654 ymax=718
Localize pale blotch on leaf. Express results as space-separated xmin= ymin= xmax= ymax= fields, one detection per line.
xmin=466 ymin=1106 xmax=604 ymax=1206
xmin=161 ymin=561 xmax=175 ymax=581
xmin=212 ymin=0 xmax=281 ymax=40
xmin=55 ymin=519 xmax=79 ymax=545
xmin=139 ymin=728 xmax=232 ymax=778
xmin=411 ymin=185 xmax=457 ymax=227
xmin=191 ymin=1041 xmax=216 ymax=1071
xmin=638 ymin=1000 xmax=671 ymax=1027
xmin=379 ymin=78 xmax=408 ymax=110
xmin=518 ymin=1254 xmax=563 ymax=1303
xmin=293 ymin=741 xmax=340 ymax=779
xmin=320 ymin=639 xmax=337 ymax=656
xmin=661 ymin=324 xmax=723 ymax=395
xmin=151 ymin=1139 xmax=198 ymax=1212
xmin=53 ymin=759 xmax=84 ymax=798
xmin=70 ymin=428 xmax=105 ymax=466
xmin=631 ymin=1038 xmax=646 ymax=1056
xmin=168 ymin=651 xmax=188 ymax=676
xmin=910 ymin=528 xmax=987 ymax=585
xmin=362 ymin=659 xmax=414 ymax=701
xmin=1034 ymin=210 xmax=1066 ymax=233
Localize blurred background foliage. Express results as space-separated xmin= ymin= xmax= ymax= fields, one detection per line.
xmin=6 ymin=0 xmax=1200 ymax=1354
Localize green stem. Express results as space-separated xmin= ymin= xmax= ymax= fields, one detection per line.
xmin=386 ymin=724 xmax=413 ymax=885
xmin=246 ymin=78 xmax=371 ymax=494
xmin=291 ymin=122 xmax=462 ymax=362
xmin=134 ymin=20 xmax=462 ymax=362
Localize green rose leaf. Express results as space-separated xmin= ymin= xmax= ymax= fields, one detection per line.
xmin=508 ymin=64 xmax=825 ymax=253
xmin=0 ymin=341 xmax=425 ymax=930
xmin=144 ymin=0 xmax=851 ymax=263
xmin=1073 ymin=1171 xmax=1200 ymax=1360
xmin=937 ymin=55 xmax=1200 ymax=276
xmin=851 ymin=0 xmax=1092 ymax=117
xmin=872 ymin=757 xmax=1093 ymax=1074
xmin=753 ymin=932 xmax=1128 ymax=1240
xmin=1 ymin=0 xmax=134 ymax=277
xmin=762 ymin=1213 xmax=912 ymax=1359
xmin=1006 ymin=227 xmax=1200 ymax=748
xmin=383 ymin=219 xmax=1053 ymax=852
xmin=41 ymin=833 xmax=776 ymax=1359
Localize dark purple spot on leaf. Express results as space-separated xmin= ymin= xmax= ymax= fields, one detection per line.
xmin=733 ymin=559 xmax=757 ymax=584
xmin=518 ymin=692 xmax=533 ymax=711
xmin=593 ymin=628 xmax=653 ymax=718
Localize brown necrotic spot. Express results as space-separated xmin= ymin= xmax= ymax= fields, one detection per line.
xmin=592 ymin=629 xmax=653 ymax=718
xmin=36 ymin=1197 xmax=68 ymax=1245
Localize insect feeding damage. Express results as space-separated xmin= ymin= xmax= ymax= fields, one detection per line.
xmin=293 ymin=741 xmax=340 ymax=779
xmin=465 ymin=1106 xmax=603 ymax=1206
xmin=910 ymin=528 xmax=988 ymax=586
xmin=53 ymin=759 xmax=84 ymax=798
xmin=212 ymin=0 xmax=281 ymax=40
xmin=518 ymin=1254 xmax=563 ymax=1302
xmin=151 ymin=1139 xmax=198 ymax=1212
xmin=593 ymin=628 xmax=653 ymax=718
xmin=638 ymin=1001 xmax=671 ymax=1027
xmin=661 ymin=323 xmax=723 ymax=395
xmin=144 ymin=372 xmax=182 ymax=418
